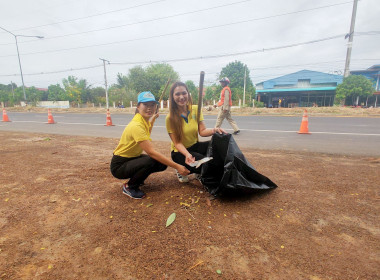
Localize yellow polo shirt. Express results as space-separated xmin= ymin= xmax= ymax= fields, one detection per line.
xmin=113 ymin=113 xmax=151 ymax=158
xmin=165 ymin=105 xmax=204 ymax=152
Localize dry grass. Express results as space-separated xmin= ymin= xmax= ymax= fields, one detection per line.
xmin=5 ymin=105 xmax=380 ymax=117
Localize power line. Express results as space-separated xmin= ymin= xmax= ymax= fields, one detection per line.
xmin=110 ymin=34 xmax=346 ymax=64
xmin=0 ymin=24 xmax=350 ymax=58
xmin=1 ymin=0 xmax=168 ymax=34
xmin=0 ymin=65 xmax=103 ymax=77
xmin=1 ymin=0 xmax=254 ymax=45
xmin=0 ymin=1 xmax=352 ymax=47
xmin=0 ymin=34 xmax=346 ymax=77
xmin=0 ymin=28 xmax=377 ymax=79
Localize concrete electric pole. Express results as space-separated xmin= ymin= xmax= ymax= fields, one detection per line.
xmin=99 ymin=58 xmax=110 ymax=109
xmin=343 ymin=0 xmax=359 ymax=78
xmin=243 ymin=67 xmax=246 ymax=106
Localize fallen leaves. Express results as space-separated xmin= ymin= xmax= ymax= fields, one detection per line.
xmin=188 ymin=260 xmax=204 ymax=271
xmin=206 ymin=197 xmax=212 ymax=207
xmin=166 ymin=213 xmax=176 ymax=227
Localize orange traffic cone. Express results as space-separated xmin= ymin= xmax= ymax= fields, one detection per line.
xmin=298 ymin=109 xmax=311 ymax=134
xmin=105 ymin=109 xmax=114 ymax=126
xmin=2 ymin=108 xmax=11 ymax=122
xmin=47 ymin=108 xmax=56 ymax=124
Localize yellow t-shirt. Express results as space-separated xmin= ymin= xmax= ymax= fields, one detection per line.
xmin=113 ymin=113 xmax=152 ymax=158
xmin=165 ymin=105 xmax=204 ymax=152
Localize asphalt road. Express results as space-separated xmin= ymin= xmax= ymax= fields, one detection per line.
xmin=1 ymin=112 xmax=380 ymax=156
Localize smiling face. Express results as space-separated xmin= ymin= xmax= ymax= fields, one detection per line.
xmin=137 ymin=101 xmax=156 ymax=120
xmin=172 ymin=86 xmax=189 ymax=110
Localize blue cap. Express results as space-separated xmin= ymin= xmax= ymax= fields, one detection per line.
xmin=137 ymin=91 xmax=158 ymax=104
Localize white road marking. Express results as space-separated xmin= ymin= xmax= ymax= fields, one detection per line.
xmin=10 ymin=121 xmax=380 ymax=136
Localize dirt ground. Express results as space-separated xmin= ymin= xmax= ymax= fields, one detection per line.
xmin=0 ymin=131 xmax=379 ymax=280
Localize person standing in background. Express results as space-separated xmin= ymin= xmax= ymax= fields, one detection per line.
xmin=214 ymin=77 xmax=240 ymax=135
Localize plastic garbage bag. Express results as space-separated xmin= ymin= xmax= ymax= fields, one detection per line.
xmin=200 ymin=133 xmax=278 ymax=196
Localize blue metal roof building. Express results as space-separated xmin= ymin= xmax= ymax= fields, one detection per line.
xmin=350 ymin=64 xmax=380 ymax=93
xmin=256 ymin=70 xmax=343 ymax=107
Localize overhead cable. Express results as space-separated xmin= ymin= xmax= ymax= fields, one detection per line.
xmin=0 ymin=0 xmax=350 ymax=45
xmin=1 ymin=1 xmax=352 ymax=47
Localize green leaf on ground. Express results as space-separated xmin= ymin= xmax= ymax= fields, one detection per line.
xmin=166 ymin=213 xmax=176 ymax=227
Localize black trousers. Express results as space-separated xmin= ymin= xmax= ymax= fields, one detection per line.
xmin=110 ymin=154 xmax=167 ymax=189
xmin=171 ymin=141 xmax=209 ymax=174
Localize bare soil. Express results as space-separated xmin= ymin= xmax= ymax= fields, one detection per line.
xmin=0 ymin=131 xmax=379 ymax=280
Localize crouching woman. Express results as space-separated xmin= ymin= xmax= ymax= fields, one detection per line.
xmin=111 ymin=91 xmax=189 ymax=199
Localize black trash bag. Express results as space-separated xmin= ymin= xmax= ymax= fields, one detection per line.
xmin=200 ymin=133 xmax=278 ymax=196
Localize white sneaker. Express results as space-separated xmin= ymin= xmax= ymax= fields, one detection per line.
xmin=176 ymin=170 xmax=189 ymax=183
xmin=194 ymin=173 xmax=202 ymax=182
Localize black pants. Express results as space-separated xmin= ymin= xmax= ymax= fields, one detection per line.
xmin=171 ymin=141 xmax=209 ymax=174
xmin=110 ymin=154 xmax=167 ymax=189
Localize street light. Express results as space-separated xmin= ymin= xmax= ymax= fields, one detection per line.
xmin=1 ymin=26 xmax=44 ymax=101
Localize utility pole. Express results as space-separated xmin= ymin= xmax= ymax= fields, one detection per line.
xmin=0 ymin=26 xmax=44 ymax=101
xmin=99 ymin=58 xmax=110 ymax=109
xmin=343 ymin=0 xmax=359 ymax=77
xmin=243 ymin=67 xmax=246 ymax=106
xmin=11 ymin=81 xmax=15 ymax=99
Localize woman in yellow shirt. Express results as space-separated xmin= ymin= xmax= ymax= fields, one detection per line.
xmin=111 ymin=91 xmax=189 ymax=199
xmin=166 ymin=82 xmax=225 ymax=183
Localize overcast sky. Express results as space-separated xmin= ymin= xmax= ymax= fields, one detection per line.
xmin=0 ymin=0 xmax=379 ymax=90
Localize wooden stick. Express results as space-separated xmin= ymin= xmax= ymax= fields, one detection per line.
xmin=156 ymin=77 xmax=171 ymax=113
xmin=197 ymin=71 xmax=205 ymax=123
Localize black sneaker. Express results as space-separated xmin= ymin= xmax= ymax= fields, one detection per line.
xmin=233 ymin=130 xmax=240 ymax=135
xmin=122 ymin=184 xmax=146 ymax=199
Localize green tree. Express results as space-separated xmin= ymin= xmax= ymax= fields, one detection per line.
xmin=116 ymin=73 xmax=129 ymax=89
xmin=127 ymin=66 xmax=150 ymax=95
xmin=123 ymin=63 xmax=179 ymax=100
xmin=77 ymin=79 xmax=92 ymax=104
xmin=204 ymin=86 xmax=218 ymax=104
xmin=0 ymin=82 xmax=22 ymax=106
xmin=145 ymin=63 xmax=179 ymax=99
xmin=89 ymin=87 xmax=106 ymax=105
xmin=26 ymin=87 xmax=45 ymax=105
xmin=335 ymin=75 xmax=375 ymax=106
xmin=185 ymin=80 xmax=198 ymax=103
xmin=0 ymin=84 xmax=11 ymax=104
xmin=62 ymin=76 xmax=81 ymax=104
xmin=62 ymin=76 xmax=91 ymax=105
xmin=47 ymin=84 xmax=66 ymax=101
xmin=219 ymin=61 xmax=255 ymax=105
xmin=108 ymin=86 xmax=136 ymax=107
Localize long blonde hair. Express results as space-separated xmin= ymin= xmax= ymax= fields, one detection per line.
xmin=168 ymin=82 xmax=193 ymax=143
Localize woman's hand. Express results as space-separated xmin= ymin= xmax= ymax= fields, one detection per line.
xmin=213 ymin=127 xmax=227 ymax=134
xmin=177 ymin=165 xmax=190 ymax=176
xmin=185 ymin=153 xmax=195 ymax=165
xmin=149 ymin=113 xmax=159 ymax=124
